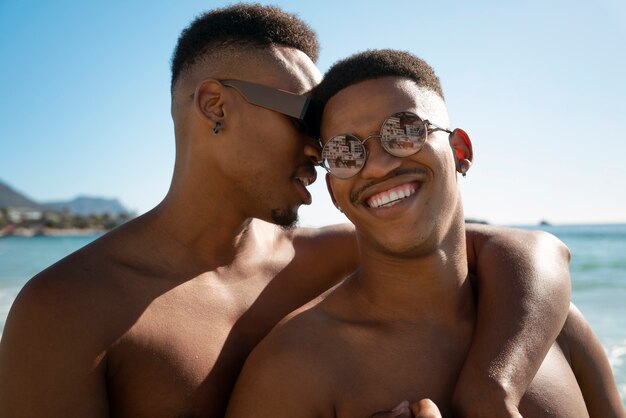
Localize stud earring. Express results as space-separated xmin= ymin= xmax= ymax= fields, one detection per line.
xmin=460 ymin=162 xmax=467 ymax=177
xmin=334 ymin=203 xmax=343 ymax=213
xmin=213 ymin=121 xmax=222 ymax=135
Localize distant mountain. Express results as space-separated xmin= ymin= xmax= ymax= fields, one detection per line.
xmin=44 ymin=196 xmax=130 ymax=216
xmin=465 ymin=218 xmax=489 ymax=225
xmin=0 ymin=179 xmax=130 ymax=216
xmin=0 ymin=180 xmax=44 ymax=210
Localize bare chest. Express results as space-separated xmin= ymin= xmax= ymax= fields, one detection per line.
xmin=105 ymin=273 xmax=301 ymax=418
xmin=330 ymin=327 xmax=473 ymax=417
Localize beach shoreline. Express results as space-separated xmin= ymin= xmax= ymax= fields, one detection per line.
xmin=0 ymin=226 xmax=105 ymax=238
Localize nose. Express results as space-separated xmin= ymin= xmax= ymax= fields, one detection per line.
xmin=302 ymin=134 xmax=322 ymax=165
xmin=360 ymin=139 xmax=402 ymax=179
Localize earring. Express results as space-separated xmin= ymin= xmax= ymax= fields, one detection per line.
xmin=334 ymin=203 xmax=343 ymax=213
xmin=458 ymin=159 xmax=470 ymax=177
xmin=213 ymin=121 xmax=222 ymax=135
xmin=460 ymin=162 xmax=467 ymax=177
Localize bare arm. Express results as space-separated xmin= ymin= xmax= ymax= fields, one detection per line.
xmin=291 ymin=223 xmax=358 ymax=295
xmin=0 ymin=275 xmax=109 ymax=418
xmin=562 ymin=304 xmax=625 ymax=417
xmin=453 ymin=224 xmax=572 ymax=417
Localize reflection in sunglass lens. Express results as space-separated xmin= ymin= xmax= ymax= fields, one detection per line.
xmin=321 ymin=112 xmax=431 ymax=179
xmin=381 ymin=113 xmax=427 ymax=157
xmin=321 ymin=135 xmax=365 ymax=179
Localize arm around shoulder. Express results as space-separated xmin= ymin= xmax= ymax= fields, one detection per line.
xmin=454 ymin=225 xmax=572 ymax=417
xmin=291 ymin=223 xmax=358 ymax=292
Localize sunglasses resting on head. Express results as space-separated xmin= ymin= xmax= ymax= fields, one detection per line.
xmin=318 ymin=112 xmax=453 ymax=179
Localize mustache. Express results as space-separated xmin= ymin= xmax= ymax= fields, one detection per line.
xmin=350 ymin=167 xmax=428 ymax=205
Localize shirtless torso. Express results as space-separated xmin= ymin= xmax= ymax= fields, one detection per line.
xmin=1 ymin=214 xmax=356 ymax=418
xmin=227 ymin=277 xmax=598 ymax=417
xmin=0 ymin=7 xmax=581 ymax=417
xmin=223 ymin=60 xmax=624 ymax=418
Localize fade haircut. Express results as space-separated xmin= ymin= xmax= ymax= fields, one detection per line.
xmin=170 ymin=3 xmax=319 ymax=90
xmin=312 ymin=49 xmax=445 ymax=114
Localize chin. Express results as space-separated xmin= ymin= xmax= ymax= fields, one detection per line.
xmin=270 ymin=207 xmax=298 ymax=229
xmin=359 ymin=220 xmax=445 ymax=258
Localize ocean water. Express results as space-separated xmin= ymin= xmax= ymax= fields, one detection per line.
xmin=0 ymin=225 xmax=625 ymax=405
xmin=532 ymin=224 xmax=626 ymax=404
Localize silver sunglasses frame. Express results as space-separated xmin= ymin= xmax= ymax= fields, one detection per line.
xmin=319 ymin=112 xmax=452 ymax=179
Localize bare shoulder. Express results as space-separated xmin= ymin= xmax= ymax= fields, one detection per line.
xmin=250 ymin=220 xmax=355 ymax=259
xmin=9 ymin=235 xmax=115 ymax=323
xmin=465 ymin=223 xmax=570 ymax=259
xmin=2 ymin=226 xmax=142 ymax=355
xmin=227 ymin=308 xmax=340 ymax=418
xmin=274 ymin=221 xmax=356 ymax=256
xmin=0 ymin=228 xmax=137 ymax=417
xmin=289 ymin=222 xmax=355 ymax=244
xmin=288 ymin=222 xmax=358 ymax=283
xmin=0 ymin=215 xmax=166 ymax=362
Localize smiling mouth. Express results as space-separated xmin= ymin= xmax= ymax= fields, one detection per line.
xmin=366 ymin=183 xmax=419 ymax=208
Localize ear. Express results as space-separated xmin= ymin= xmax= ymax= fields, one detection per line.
xmin=325 ymin=173 xmax=341 ymax=212
xmin=193 ymin=79 xmax=226 ymax=129
xmin=449 ymin=128 xmax=474 ymax=174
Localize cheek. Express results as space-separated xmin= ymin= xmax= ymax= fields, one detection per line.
xmin=329 ymin=178 xmax=350 ymax=204
xmin=266 ymin=123 xmax=305 ymax=161
xmin=426 ymin=140 xmax=456 ymax=173
xmin=244 ymin=129 xmax=303 ymax=175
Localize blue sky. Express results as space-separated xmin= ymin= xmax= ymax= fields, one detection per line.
xmin=1 ymin=0 xmax=625 ymax=226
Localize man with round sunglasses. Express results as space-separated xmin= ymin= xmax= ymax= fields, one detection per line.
xmin=320 ymin=112 xmax=458 ymax=180
xmin=226 ymin=50 xmax=624 ymax=417
xmin=0 ymin=5 xmax=575 ymax=418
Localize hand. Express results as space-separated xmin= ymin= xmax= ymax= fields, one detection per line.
xmin=370 ymin=400 xmax=412 ymax=418
xmin=370 ymin=399 xmax=442 ymax=418
xmin=410 ymin=399 xmax=442 ymax=418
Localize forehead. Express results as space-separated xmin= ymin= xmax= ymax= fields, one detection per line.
xmin=321 ymin=77 xmax=445 ymax=138
xmin=176 ymin=45 xmax=321 ymax=99
xmin=252 ymin=46 xmax=322 ymax=94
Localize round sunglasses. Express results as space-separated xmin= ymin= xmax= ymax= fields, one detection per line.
xmin=318 ymin=112 xmax=451 ymax=179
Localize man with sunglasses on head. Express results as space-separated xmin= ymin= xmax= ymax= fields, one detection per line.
xmin=226 ymin=50 xmax=625 ymax=418
xmin=0 ymin=5 xmax=575 ymax=418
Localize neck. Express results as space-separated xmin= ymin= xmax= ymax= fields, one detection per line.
xmin=143 ymin=175 xmax=257 ymax=271
xmin=352 ymin=221 xmax=472 ymax=322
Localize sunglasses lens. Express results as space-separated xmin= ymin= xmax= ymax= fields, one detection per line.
xmin=381 ymin=112 xmax=427 ymax=157
xmin=321 ymin=135 xmax=366 ymax=179
xmin=300 ymin=101 xmax=320 ymax=139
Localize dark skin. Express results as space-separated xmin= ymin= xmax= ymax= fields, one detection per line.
xmin=226 ymin=76 xmax=622 ymax=418
xmin=0 ymin=48 xmax=572 ymax=418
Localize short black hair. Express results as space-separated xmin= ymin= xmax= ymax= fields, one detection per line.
xmin=170 ymin=3 xmax=319 ymax=90
xmin=311 ymin=49 xmax=444 ymax=114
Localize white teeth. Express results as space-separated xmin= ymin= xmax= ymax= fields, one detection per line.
xmin=367 ymin=185 xmax=416 ymax=209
